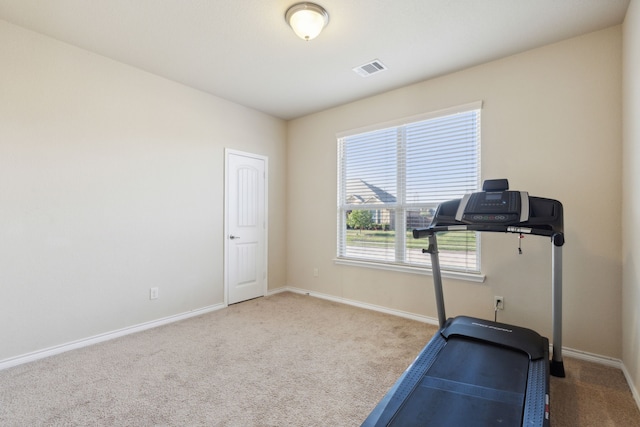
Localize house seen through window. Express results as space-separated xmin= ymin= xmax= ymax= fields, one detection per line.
xmin=337 ymin=102 xmax=482 ymax=272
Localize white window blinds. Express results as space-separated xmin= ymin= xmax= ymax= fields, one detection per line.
xmin=337 ymin=102 xmax=481 ymax=272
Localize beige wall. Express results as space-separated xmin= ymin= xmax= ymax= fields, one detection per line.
xmin=0 ymin=20 xmax=287 ymax=361
xmin=0 ymin=8 xmax=634 ymax=392
xmin=288 ymin=26 xmax=622 ymax=358
xmin=623 ymin=0 xmax=640 ymax=403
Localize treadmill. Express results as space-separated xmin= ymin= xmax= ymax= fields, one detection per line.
xmin=362 ymin=179 xmax=565 ymax=427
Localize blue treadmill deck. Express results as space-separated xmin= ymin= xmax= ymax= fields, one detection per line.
xmin=362 ymin=316 xmax=550 ymax=427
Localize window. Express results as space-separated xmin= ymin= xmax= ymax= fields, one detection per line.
xmin=337 ymin=102 xmax=481 ymax=273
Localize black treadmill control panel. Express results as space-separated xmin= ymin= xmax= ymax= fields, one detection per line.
xmin=417 ymin=179 xmax=563 ymax=234
xmin=455 ymin=190 xmax=529 ymax=224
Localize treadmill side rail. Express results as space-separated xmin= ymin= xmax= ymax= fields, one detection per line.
xmin=361 ymin=333 xmax=447 ymax=427
xmin=361 ymin=320 xmax=551 ymax=427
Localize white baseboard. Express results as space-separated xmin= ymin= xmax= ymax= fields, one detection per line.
xmin=272 ymin=285 xmax=639 ymax=411
xmin=270 ymin=286 xmax=440 ymax=326
xmin=272 ymin=286 xmax=624 ymax=366
xmin=0 ymin=302 xmax=226 ymax=371
xmin=558 ymin=346 xmax=640 ymax=410
xmin=6 ymin=286 xmax=640 ymax=414
xmin=621 ymin=363 xmax=640 ymax=412
xmin=560 ymin=346 xmax=622 ymax=368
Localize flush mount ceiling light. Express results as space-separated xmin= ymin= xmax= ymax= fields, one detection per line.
xmin=285 ymin=2 xmax=329 ymax=41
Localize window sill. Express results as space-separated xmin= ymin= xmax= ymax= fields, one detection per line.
xmin=333 ymin=258 xmax=486 ymax=283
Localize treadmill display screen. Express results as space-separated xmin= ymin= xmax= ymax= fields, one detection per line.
xmin=459 ymin=190 xmax=529 ymax=224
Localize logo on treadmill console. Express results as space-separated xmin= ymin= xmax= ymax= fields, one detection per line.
xmin=472 ymin=322 xmax=513 ymax=333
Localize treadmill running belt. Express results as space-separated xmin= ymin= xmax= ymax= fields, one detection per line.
xmin=389 ymin=337 xmax=530 ymax=426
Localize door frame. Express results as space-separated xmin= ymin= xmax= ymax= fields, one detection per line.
xmin=224 ymin=148 xmax=269 ymax=305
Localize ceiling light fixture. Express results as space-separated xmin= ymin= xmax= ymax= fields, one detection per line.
xmin=285 ymin=2 xmax=329 ymax=41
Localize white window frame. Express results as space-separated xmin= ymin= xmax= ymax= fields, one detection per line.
xmin=336 ymin=102 xmax=483 ymax=280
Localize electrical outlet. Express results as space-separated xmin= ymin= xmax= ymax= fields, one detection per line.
xmin=494 ymin=296 xmax=504 ymax=310
xmin=150 ymin=287 xmax=159 ymax=300
xmin=313 ymin=268 xmax=319 ymax=277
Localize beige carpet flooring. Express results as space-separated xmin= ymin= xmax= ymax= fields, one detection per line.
xmin=0 ymin=291 xmax=638 ymax=426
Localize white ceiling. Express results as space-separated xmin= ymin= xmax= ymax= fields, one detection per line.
xmin=0 ymin=0 xmax=631 ymax=120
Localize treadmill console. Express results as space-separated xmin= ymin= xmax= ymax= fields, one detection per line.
xmin=455 ymin=180 xmax=529 ymax=224
xmin=421 ymin=178 xmax=563 ymax=234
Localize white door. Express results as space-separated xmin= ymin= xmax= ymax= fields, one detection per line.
xmin=225 ymin=150 xmax=267 ymax=305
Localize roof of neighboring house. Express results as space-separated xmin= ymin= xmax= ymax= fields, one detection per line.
xmin=346 ymin=179 xmax=396 ymax=205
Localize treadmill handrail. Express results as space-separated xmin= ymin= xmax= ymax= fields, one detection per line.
xmin=413 ymin=225 xmax=565 ymax=246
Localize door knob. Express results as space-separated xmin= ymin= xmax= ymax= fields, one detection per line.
xmin=229 ymin=235 xmax=240 ymax=240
